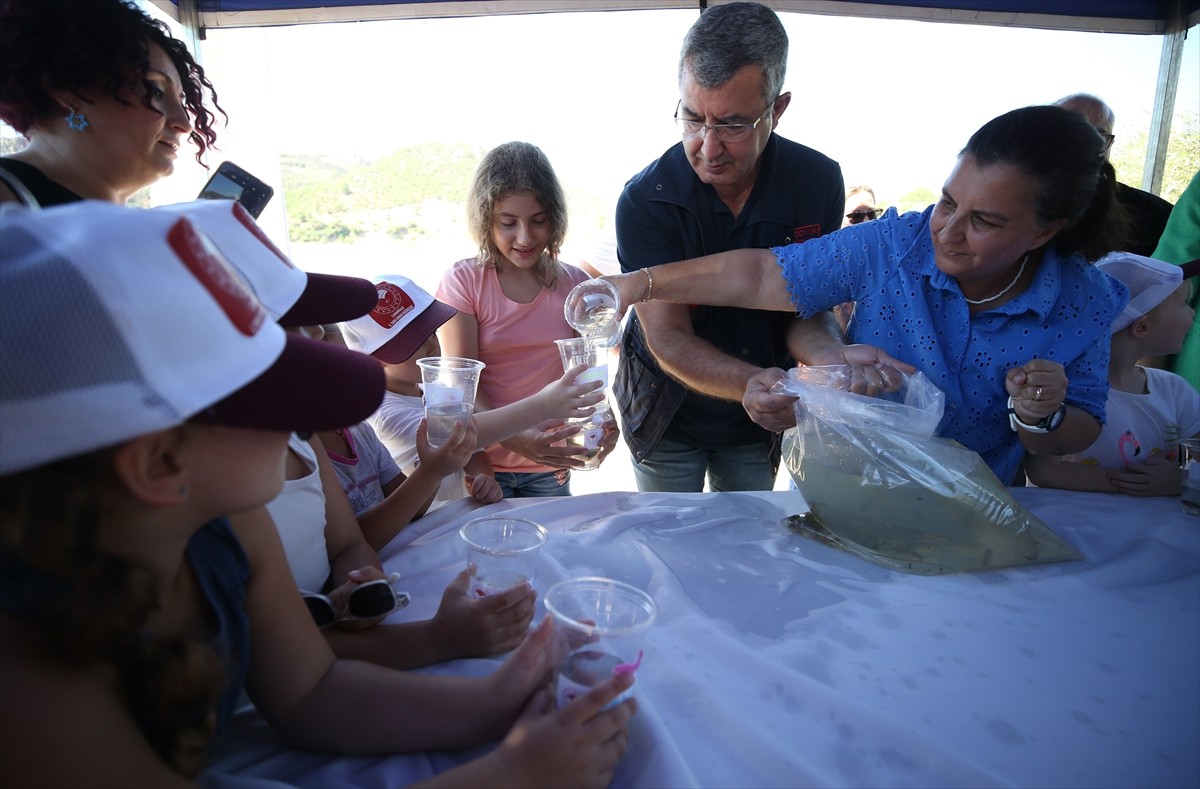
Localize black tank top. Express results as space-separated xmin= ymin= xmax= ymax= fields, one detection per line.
xmin=0 ymin=158 xmax=83 ymax=207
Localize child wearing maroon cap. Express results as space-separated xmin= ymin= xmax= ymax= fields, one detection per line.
xmin=0 ymin=201 xmax=636 ymax=788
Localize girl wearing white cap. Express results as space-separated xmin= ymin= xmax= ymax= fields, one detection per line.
xmin=1026 ymin=253 xmax=1199 ymax=496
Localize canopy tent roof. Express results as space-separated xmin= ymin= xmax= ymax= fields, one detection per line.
xmin=153 ymin=0 xmax=1199 ymax=33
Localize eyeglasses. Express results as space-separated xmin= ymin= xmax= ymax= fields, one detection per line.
xmin=1099 ymin=133 xmax=1116 ymax=151
xmin=302 ymin=574 xmax=410 ymax=629
xmin=845 ymin=209 xmax=880 ymax=225
xmin=674 ymin=99 xmax=776 ymax=143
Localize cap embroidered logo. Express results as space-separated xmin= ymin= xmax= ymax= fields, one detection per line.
xmin=370 ymin=281 xmax=416 ymax=329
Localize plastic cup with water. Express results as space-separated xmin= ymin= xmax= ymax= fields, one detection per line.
xmin=1181 ymin=438 xmax=1200 ymax=516
xmin=416 ymin=357 xmax=484 ymax=447
xmin=544 ymin=577 xmax=656 ymax=709
xmin=459 ymin=516 xmax=548 ymax=597
xmin=554 ymin=336 xmax=609 ymax=404
xmin=564 ymin=278 xmax=621 ymax=345
xmin=554 ymin=337 xmax=613 ymax=469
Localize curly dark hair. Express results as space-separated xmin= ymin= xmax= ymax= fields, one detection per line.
xmin=0 ymin=0 xmax=226 ymax=165
xmin=0 ymin=448 xmax=226 ymax=777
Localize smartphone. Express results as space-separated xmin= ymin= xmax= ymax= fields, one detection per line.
xmin=198 ymin=160 xmax=274 ymax=219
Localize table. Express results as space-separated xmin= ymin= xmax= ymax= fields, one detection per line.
xmin=205 ymin=488 xmax=1199 ymax=788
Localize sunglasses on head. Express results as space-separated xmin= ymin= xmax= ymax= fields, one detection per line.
xmin=302 ymin=574 xmax=410 ymax=629
xmin=845 ymin=209 xmax=880 ymax=224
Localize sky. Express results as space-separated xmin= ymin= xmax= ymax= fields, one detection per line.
xmin=33 ymin=3 xmax=1199 ymax=277
xmin=173 ymin=8 xmax=1198 ymax=200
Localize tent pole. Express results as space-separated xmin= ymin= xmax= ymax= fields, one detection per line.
xmin=1144 ymin=0 xmax=1187 ymax=196
xmin=176 ymin=0 xmax=205 ymax=63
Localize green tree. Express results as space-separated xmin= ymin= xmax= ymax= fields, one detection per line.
xmin=0 ymin=134 xmax=26 ymax=156
xmin=280 ymin=144 xmax=484 ymax=244
xmin=1110 ymin=110 xmax=1199 ymax=204
xmin=897 ymin=187 xmax=936 ymax=213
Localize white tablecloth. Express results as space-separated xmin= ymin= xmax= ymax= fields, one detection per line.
xmin=205 ymin=488 xmax=1199 ymax=789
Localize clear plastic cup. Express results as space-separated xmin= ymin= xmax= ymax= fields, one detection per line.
xmin=416 ymin=357 xmax=485 ymax=447
xmin=563 ymin=279 xmax=620 ymax=344
xmin=554 ymin=336 xmax=613 ymax=471
xmin=554 ymin=336 xmax=609 ymax=402
xmin=563 ymin=410 xmax=616 ymax=470
xmin=544 ymin=577 xmax=656 ymax=709
xmin=459 ymin=516 xmax=548 ymax=597
xmin=1181 ymin=438 xmax=1200 ymax=516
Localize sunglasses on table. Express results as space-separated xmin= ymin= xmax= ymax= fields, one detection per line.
xmin=302 ymin=574 xmax=410 ymax=629
xmin=845 ymin=209 xmax=880 ymax=224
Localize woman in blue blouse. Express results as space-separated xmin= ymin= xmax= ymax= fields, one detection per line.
xmin=605 ymin=106 xmax=1129 ymax=485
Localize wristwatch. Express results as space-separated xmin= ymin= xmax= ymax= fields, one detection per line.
xmin=1007 ymin=396 xmax=1067 ymax=433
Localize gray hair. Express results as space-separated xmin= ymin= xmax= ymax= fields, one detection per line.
xmin=1053 ymin=93 xmax=1115 ymax=128
xmin=678 ymin=1 xmax=787 ymax=104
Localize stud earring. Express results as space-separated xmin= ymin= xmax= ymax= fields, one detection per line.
xmin=65 ymin=107 xmax=89 ymax=131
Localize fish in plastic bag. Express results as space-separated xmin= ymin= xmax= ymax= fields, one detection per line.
xmin=777 ymin=366 xmax=1081 ymax=575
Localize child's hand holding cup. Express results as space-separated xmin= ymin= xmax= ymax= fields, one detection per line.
xmin=416 ymin=356 xmax=485 ymax=447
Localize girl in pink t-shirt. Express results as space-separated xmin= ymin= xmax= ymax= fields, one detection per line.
xmin=437 ymin=141 xmax=609 ymax=497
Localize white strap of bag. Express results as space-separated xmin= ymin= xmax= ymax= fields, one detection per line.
xmin=0 ymin=166 xmax=41 ymax=209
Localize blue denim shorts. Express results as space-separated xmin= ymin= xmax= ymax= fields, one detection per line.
xmin=495 ymin=469 xmax=572 ymax=498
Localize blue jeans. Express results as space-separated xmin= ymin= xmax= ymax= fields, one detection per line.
xmin=631 ymin=437 xmax=775 ymax=492
xmin=495 ymin=470 xmax=571 ymax=498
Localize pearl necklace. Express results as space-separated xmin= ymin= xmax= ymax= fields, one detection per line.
xmin=963 ymin=253 xmax=1029 ymax=305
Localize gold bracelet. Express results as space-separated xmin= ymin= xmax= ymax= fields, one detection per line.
xmin=641 ymin=267 xmax=654 ymax=303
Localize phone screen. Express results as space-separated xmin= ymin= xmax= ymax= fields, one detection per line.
xmin=199 ymin=172 xmax=244 ymax=202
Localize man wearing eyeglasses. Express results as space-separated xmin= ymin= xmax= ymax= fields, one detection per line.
xmin=613 ymin=1 xmax=844 ymax=493
xmin=1054 ymin=93 xmax=1174 ymax=257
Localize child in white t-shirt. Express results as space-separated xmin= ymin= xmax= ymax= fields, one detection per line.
xmin=1027 ymin=253 xmax=1200 ymax=496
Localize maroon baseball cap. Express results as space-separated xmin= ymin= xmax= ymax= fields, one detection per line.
xmin=279 ymin=272 xmax=381 ymax=328
xmin=340 ymin=275 xmax=458 ymax=364
xmin=191 ymin=332 xmax=385 ymax=432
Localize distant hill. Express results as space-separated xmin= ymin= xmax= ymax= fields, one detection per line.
xmin=280 ymin=144 xmax=615 ymax=247
xmin=281 ymin=144 xmax=483 ymax=243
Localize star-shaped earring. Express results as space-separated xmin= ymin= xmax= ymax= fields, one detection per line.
xmin=65 ymin=107 xmax=89 ymax=131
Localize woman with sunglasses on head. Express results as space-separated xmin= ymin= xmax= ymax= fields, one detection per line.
xmin=604 ymin=105 xmax=1131 ymax=486
xmin=0 ymin=204 xmax=636 ymax=789
xmin=0 ymin=0 xmax=223 ymax=206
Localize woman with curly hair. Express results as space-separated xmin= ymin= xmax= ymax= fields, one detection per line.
xmin=0 ymin=0 xmax=225 ymax=206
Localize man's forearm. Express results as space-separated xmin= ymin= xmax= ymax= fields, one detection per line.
xmin=645 ymin=324 xmax=764 ymax=402
xmin=785 ymin=312 xmax=846 ymax=366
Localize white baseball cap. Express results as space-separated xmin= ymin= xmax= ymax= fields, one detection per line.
xmin=340 ymin=275 xmax=457 ymax=363
xmin=1096 ymin=252 xmax=1185 ymax=333
xmin=0 ymin=201 xmax=385 ymax=475
xmin=155 ymin=199 xmax=378 ymax=326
